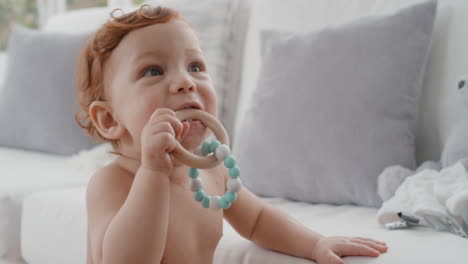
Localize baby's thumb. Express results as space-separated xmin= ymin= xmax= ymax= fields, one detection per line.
xmin=326 ymin=252 xmax=345 ymax=264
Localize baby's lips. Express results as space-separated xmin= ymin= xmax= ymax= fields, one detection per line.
xmin=173 ymin=101 xmax=203 ymax=112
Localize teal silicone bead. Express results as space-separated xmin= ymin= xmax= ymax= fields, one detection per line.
xmin=229 ymin=166 xmax=240 ymax=178
xmin=209 ymin=140 xmax=221 ymax=153
xmin=187 ymin=140 xmax=242 ymax=210
xmin=219 ymin=197 xmax=232 ymax=209
xmin=202 ymin=141 xmax=211 ymax=155
xmin=188 ymin=168 xmax=199 ymax=178
xmin=201 ymin=196 xmax=211 ymax=208
xmin=224 ymin=191 xmax=237 ymax=202
xmin=194 ymin=190 xmax=206 ymax=202
xmin=224 ymin=155 xmax=236 ymax=168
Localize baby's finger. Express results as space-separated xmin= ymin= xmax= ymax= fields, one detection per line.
xmin=355 ymin=237 xmax=387 ymax=245
xmin=149 ymin=107 xmax=176 ymax=121
xmin=153 ymin=114 xmax=184 ymax=140
xmin=326 ymin=251 xmax=345 ymax=264
xmin=150 ymin=122 xmax=176 ymax=138
xmin=336 ymin=242 xmax=380 ymax=258
xmin=350 ymin=238 xmax=388 ymax=253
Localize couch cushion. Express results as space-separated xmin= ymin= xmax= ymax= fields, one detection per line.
xmin=0 ymin=25 xmax=95 ymax=155
xmin=234 ymin=0 xmax=437 ymax=207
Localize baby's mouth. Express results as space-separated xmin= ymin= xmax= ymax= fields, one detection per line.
xmin=182 ymin=119 xmax=206 ymax=128
xmin=176 ymin=104 xmax=206 ymax=128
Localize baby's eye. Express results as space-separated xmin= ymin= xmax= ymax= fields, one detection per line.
xmin=188 ymin=63 xmax=203 ymax=73
xmin=143 ymin=66 xmax=163 ymax=77
xmin=459 ymin=80 xmax=466 ymax=89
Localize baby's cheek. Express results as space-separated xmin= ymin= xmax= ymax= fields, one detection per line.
xmin=205 ymin=86 xmax=218 ymax=117
xmin=140 ymin=105 xmax=157 ymax=128
xmin=126 ymin=101 xmax=153 ymax=137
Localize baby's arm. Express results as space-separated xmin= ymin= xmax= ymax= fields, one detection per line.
xmin=222 ymin=169 xmax=387 ymax=264
xmin=223 ymin=176 xmax=322 ymax=259
xmin=87 ymin=165 xmax=171 ymax=264
xmin=87 ymin=108 xmax=188 ymax=264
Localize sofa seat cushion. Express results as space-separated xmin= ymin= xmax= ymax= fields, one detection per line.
xmin=21 ymin=186 xmax=468 ymax=264
xmin=0 ymin=147 xmax=90 ymax=261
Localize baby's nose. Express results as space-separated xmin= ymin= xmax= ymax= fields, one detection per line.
xmin=170 ymin=74 xmax=197 ymax=93
xmin=177 ymin=86 xmax=195 ymax=93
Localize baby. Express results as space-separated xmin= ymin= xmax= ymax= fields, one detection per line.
xmin=75 ymin=5 xmax=388 ymax=264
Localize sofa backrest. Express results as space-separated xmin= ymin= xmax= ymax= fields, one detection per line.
xmin=235 ymin=0 xmax=468 ymax=164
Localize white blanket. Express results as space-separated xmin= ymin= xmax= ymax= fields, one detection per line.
xmin=64 ymin=143 xmax=116 ymax=174
xmin=377 ymin=162 xmax=468 ymax=238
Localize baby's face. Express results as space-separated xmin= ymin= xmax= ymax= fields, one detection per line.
xmin=103 ymin=19 xmax=217 ymax=152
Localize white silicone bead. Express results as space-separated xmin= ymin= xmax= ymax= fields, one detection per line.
xmin=227 ymin=178 xmax=242 ymax=192
xmin=189 ymin=178 xmax=203 ymax=192
xmin=209 ymin=195 xmax=221 ymax=210
xmin=215 ymin=144 xmax=231 ymax=161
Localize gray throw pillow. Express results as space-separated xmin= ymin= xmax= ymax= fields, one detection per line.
xmin=233 ymin=0 xmax=437 ymax=207
xmin=0 ymin=25 xmax=95 ymax=155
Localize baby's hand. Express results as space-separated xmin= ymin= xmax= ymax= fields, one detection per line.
xmin=141 ymin=108 xmax=190 ymax=175
xmin=312 ymin=236 xmax=388 ymax=264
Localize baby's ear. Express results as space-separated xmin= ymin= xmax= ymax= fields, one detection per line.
xmin=89 ymin=101 xmax=125 ymax=140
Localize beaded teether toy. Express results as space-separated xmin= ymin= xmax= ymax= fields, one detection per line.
xmin=172 ymin=109 xmax=242 ymax=210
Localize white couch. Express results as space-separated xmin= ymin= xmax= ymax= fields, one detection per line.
xmin=1 ymin=0 xmax=468 ymax=263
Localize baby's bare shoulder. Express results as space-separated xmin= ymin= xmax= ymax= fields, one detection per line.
xmin=86 ymin=162 xmax=134 ymax=211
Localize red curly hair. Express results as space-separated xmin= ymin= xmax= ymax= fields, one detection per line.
xmin=74 ymin=5 xmax=188 ymax=152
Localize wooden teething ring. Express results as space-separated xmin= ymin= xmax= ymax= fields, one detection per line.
xmin=172 ymin=109 xmax=229 ymax=169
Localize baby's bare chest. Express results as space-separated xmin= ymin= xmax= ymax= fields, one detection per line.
xmin=163 ymin=171 xmax=225 ymax=263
